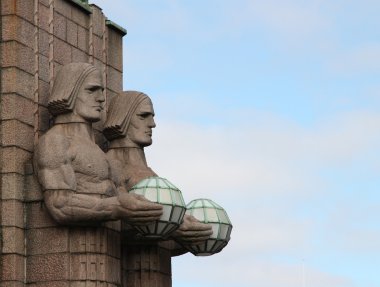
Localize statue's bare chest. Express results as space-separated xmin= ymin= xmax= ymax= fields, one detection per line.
xmin=69 ymin=138 xmax=110 ymax=180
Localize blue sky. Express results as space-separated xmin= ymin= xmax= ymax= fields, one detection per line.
xmin=91 ymin=1 xmax=380 ymax=286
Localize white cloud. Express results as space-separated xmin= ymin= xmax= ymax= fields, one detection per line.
xmin=329 ymin=44 xmax=380 ymax=76
xmin=173 ymin=255 xmax=353 ymax=287
xmin=144 ymin=105 xmax=380 ymax=286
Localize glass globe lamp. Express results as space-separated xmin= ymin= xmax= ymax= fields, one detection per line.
xmin=184 ymin=198 xmax=232 ymax=256
xmin=128 ymin=176 xmax=186 ymax=239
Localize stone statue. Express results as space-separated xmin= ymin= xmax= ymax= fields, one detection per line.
xmin=33 ymin=63 xmax=163 ymax=226
xmin=103 ymin=91 xmax=213 ymax=246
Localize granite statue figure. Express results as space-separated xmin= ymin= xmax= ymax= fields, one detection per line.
xmin=33 ymin=63 xmax=163 ymax=225
xmin=103 ymin=91 xmax=213 ymax=246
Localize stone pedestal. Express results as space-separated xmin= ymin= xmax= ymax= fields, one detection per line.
xmin=122 ymin=242 xmax=172 ymax=287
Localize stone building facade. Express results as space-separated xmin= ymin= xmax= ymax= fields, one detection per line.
xmin=0 ymin=0 xmax=128 ymax=285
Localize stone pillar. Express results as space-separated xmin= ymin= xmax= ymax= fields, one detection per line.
xmin=0 ymin=0 xmax=126 ymax=286
xmin=122 ymin=230 xmax=173 ymax=287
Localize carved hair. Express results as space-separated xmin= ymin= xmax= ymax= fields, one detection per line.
xmin=103 ymin=91 xmax=149 ymax=140
xmin=48 ymin=62 xmax=98 ymax=116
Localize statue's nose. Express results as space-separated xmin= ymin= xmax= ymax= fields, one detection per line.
xmin=149 ymin=117 xmax=156 ymax=128
xmin=95 ymin=90 xmax=105 ymax=102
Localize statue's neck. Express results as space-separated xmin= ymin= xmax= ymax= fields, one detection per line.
xmin=54 ymin=115 xmax=95 ymax=142
xmin=109 ymin=146 xmax=148 ymax=168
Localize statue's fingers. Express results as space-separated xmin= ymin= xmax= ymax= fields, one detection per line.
xmin=129 ymin=216 xmax=161 ymax=225
xmin=177 ymin=229 xmax=212 ymax=237
xmin=132 ymin=209 xmax=163 ymax=217
xmin=180 ymin=236 xmax=211 ymax=243
xmin=181 ymin=222 xmax=213 ymax=231
xmin=137 ymin=200 xmax=163 ymax=211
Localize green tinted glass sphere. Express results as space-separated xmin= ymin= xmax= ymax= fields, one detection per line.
xmin=128 ymin=176 xmax=186 ymax=239
xmin=185 ymin=198 xmax=232 ymax=256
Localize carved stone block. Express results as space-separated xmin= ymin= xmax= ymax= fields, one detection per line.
xmin=0 ymin=93 xmax=34 ymax=125
xmin=2 ymin=226 xmax=24 ymax=254
xmin=1 ymin=120 xmax=34 ymax=151
xmin=27 ymin=228 xmax=69 ymax=255
xmin=1 ymin=41 xmax=34 ymax=75
xmin=1 ymin=200 xmax=24 ymax=228
xmin=1 ymin=173 xmax=24 ymax=200
xmin=27 ymin=253 xmax=70 ymax=282
xmin=1 ymin=68 xmax=34 ymax=100
xmin=1 ymin=254 xmax=25 ymax=281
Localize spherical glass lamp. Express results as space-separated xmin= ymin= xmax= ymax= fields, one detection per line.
xmin=184 ymin=198 xmax=232 ymax=256
xmin=128 ymin=176 xmax=186 ymax=239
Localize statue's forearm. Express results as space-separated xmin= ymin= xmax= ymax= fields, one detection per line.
xmin=44 ymin=189 xmax=122 ymax=224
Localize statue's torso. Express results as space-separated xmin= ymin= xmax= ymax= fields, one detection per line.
xmin=43 ymin=124 xmax=117 ymax=197
xmin=69 ymin=136 xmax=116 ymax=197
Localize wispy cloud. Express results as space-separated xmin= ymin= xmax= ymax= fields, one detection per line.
xmin=145 ymin=105 xmax=380 ymax=286
xmin=329 ymin=44 xmax=380 ymax=76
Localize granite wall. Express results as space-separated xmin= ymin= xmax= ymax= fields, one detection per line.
xmin=0 ymin=0 xmax=126 ymax=285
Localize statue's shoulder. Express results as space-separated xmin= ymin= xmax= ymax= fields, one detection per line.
xmin=35 ymin=126 xmax=72 ymax=166
xmin=38 ymin=126 xmax=70 ymax=148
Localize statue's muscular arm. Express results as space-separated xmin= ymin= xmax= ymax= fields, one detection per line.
xmin=34 ymin=133 xmax=162 ymax=225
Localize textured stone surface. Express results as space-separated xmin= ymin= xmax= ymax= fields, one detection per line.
xmin=38 ymin=54 xmax=49 ymax=82
xmin=91 ymin=5 xmax=104 ymax=37
xmin=38 ymin=3 xmax=49 ymax=32
xmin=27 ymin=282 xmax=69 ymax=287
xmin=0 ymin=93 xmax=34 ymax=125
xmin=55 ymin=0 xmax=72 ymax=18
xmin=38 ymin=105 xmax=51 ymax=132
xmin=1 ymin=199 xmax=24 ymax=228
xmin=38 ymin=29 xmax=49 ymax=57
xmin=1 ymin=254 xmax=25 ymax=281
xmin=26 ymin=202 xmax=57 ymax=229
xmin=92 ymin=34 xmax=103 ymax=61
xmin=107 ymin=29 xmax=123 ymax=72
xmin=2 ymin=15 xmax=35 ymax=48
xmin=67 ymin=19 xmax=78 ymax=47
xmin=104 ymin=219 xmax=121 ymax=231
xmin=27 ymin=253 xmax=70 ymax=281
xmin=77 ymin=26 xmax=89 ymax=52
xmin=69 ymin=227 xmax=107 ymax=253
xmin=54 ymin=11 xmax=67 ymax=41
xmin=38 ymin=79 xmax=50 ymax=106
xmin=0 ymin=281 xmax=25 ymax=287
xmin=1 ymin=173 xmax=24 ymax=200
xmin=1 ymin=41 xmax=34 ymax=75
xmin=0 ymin=2 xmax=140 ymax=286
xmin=70 ymin=254 xmax=120 ymax=283
xmin=71 ymin=47 xmax=87 ymax=62
xmin=1 ymin=120 xmax=34 ymax=151
xmin=106 ymin=89 xmax=118 ymax=109
xmin=39 ymin=0 xmax=50 ymax=7
xmin=24 ymin=173 xmax=44 ymax=202
xmin=1 ymin=147 xmax=32 ymax=174
xmin=68 ymin=228 xmax=120 ymax=258
xmin=106 ymin=66 xmax=122 ymax=93
xmin=2 ymin=68 xmax=34 ymax=100
xmin=54 ymin=37 xmax=72 ymax=64
xmin=72 ymin=5 xmax=89 ymax=27
xmin=1 ymin=0 xmax=34 ymax=23
xmin=27 ymin=228 xmax=69 ymax=255
xmin=2 ymin=227 xmax=25 ymax=254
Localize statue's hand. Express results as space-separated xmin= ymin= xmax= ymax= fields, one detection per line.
xmin=117 ymin=192 xmax=163 ymax=225
xmin=173 ymin=214 xmax=213 ymax=244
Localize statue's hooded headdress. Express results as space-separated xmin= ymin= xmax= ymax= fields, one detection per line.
xmin=48 ymin=62 xmax=97 ymax=116
xmin=103 ymin=91 xmax=149 ymax=141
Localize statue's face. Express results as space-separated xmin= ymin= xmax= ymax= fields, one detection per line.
xmin=128 ymin=98 xmax=156 ymax=147
xmin=74 ymin=70 xmax=104 ymax=122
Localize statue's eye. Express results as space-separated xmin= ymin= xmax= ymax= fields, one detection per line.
xmin=138 ymin=113 xmax=149 ymax=120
